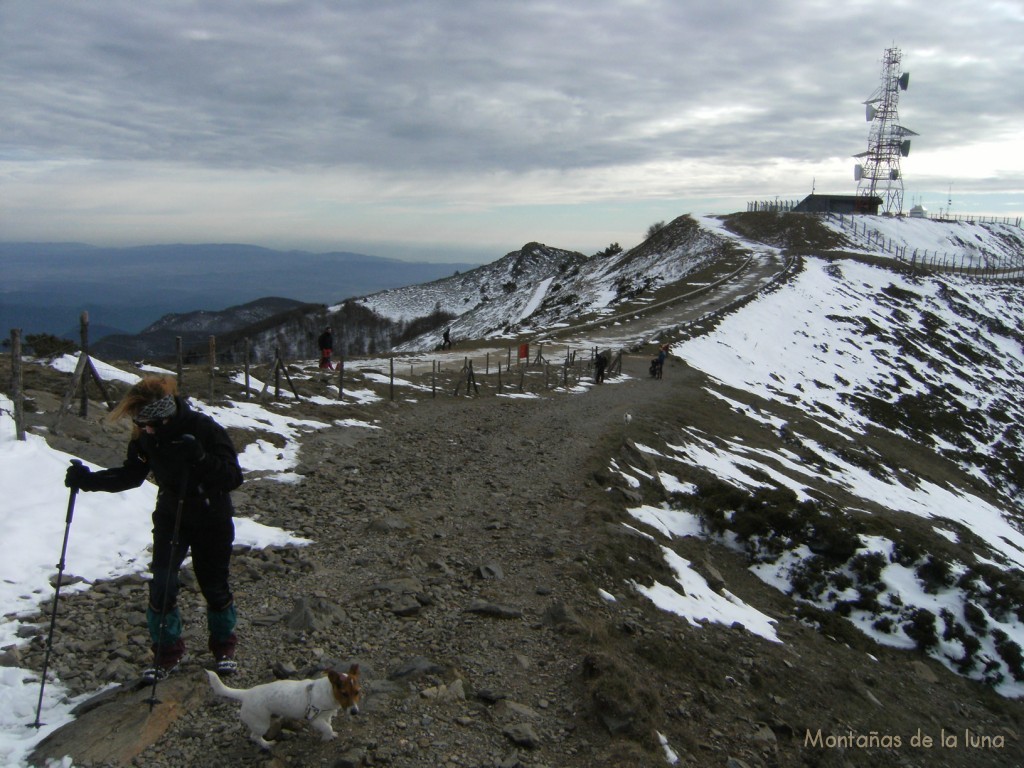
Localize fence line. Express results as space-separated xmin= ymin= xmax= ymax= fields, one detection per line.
xmin=825 ymin=212 xmax=1024 ymax=281
xmin=668 ymin=254 xmax=800 ymax=344
xmin=745 ymin=202 xmax=1022 ymax=230
xmin=5 ymin=334 xmax=631 ymax=440
xmin=747 ymin=199 xmax=799 ymax=213
xmin=926 ymin=213 xmax=1022 ymax=227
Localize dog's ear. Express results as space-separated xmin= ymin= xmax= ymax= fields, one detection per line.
xmin=348 ymin=663 xmax=360 ymax=679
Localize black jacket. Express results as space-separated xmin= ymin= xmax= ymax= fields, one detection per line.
xmin=85 ymin=397 xmax=243 ymax=521
xmin=318 ymin=331 xmax=333 ymax=350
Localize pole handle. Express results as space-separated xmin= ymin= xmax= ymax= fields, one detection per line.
xmin=65 ymin=460 xmax=83 ymax=521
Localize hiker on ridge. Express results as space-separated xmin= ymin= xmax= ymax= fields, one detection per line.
xmin=318 ymin=326 xmax=334 ymax=369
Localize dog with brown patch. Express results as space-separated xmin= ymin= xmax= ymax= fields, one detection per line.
xmin=206 ymin=664 xmax=360 ymax=750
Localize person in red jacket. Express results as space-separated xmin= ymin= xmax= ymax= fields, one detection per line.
xmin=65 ymin=376 xmax=243 ymax=681
xmin=318 ymin=326 xmax=334 ymax=369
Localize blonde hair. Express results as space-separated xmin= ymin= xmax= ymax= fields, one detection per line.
xmin=109 ymin=376 xmax=179 ymax=429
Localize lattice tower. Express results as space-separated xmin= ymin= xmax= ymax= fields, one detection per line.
xmin=854 ymin=47 xmax=917 ymax=215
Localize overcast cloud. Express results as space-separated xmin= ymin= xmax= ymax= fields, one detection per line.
xmin=2 ymin=0 xmax=1022 ymax=261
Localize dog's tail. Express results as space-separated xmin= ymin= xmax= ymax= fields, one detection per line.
xmin=205 ymin=669 xmax=244 ymax=701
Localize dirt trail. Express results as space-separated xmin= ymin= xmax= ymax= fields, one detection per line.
xmin=27 ymin=354 xmax=687 ymax=767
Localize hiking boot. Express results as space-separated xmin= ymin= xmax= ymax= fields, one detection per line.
xmin=143 ymin=638 xmax=186 ymax=682
xmin=209 ymin=632 xmax=238 ymax=675
xmin=141 ymin=662 xmax=178 ymax=683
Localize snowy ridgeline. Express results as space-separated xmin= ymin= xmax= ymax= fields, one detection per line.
xmin=825 ymin=213 xmax=1024 ymax=270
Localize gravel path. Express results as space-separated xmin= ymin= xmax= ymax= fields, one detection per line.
xmin=27 ymin=353 xmax=689 ymax=768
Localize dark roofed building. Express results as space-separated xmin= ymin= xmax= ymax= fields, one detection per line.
xmin=793 ymin=194 xmax=882 ymax=215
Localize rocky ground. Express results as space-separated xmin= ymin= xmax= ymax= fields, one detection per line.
xmin=8 ymin=346 xmax=1024 ymax=768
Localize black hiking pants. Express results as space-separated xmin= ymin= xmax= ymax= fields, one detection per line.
xmin=149 ymin=506 xmax=235 ymax=614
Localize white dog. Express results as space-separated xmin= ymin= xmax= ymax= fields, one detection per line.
xmin=206 ymin=665 xmax=361 ymax=750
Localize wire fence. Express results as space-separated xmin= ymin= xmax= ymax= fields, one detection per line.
xmin=925 ymin=213 xmax=1023 ymax=227
xmin=2 ymin=329 xmax=628 ymax=440
xmin=825 ymin=212 xmax=1024 ymax=281
xmin=747 ymin=199 xmax=800 ymax=213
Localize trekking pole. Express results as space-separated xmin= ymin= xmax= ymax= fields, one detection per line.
xmin=31 ymin=460 xmax=83 ymax=728
xmin=147 ymin=466 xmax=189 ymax=710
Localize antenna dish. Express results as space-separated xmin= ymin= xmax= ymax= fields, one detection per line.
xmin=866 ymin=104 xmax=877 ymax=121
xmin=900 ymin=140 xmax=911 ymax=157
xmin=898 ymin=72 xmax=910 ymax=90
xmin=854 ymin=164 xmax=863 ymax=181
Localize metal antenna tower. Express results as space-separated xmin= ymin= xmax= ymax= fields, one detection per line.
xmin=854 ymin=47 xmax=917 ymax=215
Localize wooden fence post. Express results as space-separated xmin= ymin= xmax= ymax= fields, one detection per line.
xmin=208 ymin=335 xmax=216 ymax=402
xmin=53 ymin=318 xmax=116 ymax=435
xmin=274 ymin=347 xmax=281 ymax=399
xmin=244 ymin=337 xmax=251 ymax=401
xmin=389 ymin=357 xmax=395 ymax=401
xmin=260 ymin=348 xmax=299 ymax=401
xmin=609 ymin=351 xmax=623 ymax=378
xmin=11 ymin=329 xmax=25 ymax=441
xmin=79 ymin=312 xmax=89 ymax=417
xmin=176 ymin=337 xmax=184 ymax=393
xmin=337 ymin=356 xmax=344 ymax=401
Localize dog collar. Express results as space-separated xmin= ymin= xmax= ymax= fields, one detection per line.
xmin=304 ymin=682 xmax=321 ymax=720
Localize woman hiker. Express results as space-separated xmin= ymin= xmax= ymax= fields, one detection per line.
xmin=64 ymin=376 xmax=244 ymax=681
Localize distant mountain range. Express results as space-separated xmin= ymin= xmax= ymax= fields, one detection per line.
xmin=0 ymin=241 xmax=476 ymax=338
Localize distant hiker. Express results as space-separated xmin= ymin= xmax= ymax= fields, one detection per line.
xmin=64 ymin=376 xmax=244 ymax=681
xmin=595 ymin=350 xmax=608 ymax=384
xmin=318 ymin=326 xmax=334 ymax=369
xmin=442 ymin=327 xmax=452 ymax=350
xmin=653 ymin=343 xmax=669 ymax=379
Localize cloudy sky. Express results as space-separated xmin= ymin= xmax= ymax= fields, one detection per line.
xmin=2 ymin=1 xmax=1022 ymax=263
